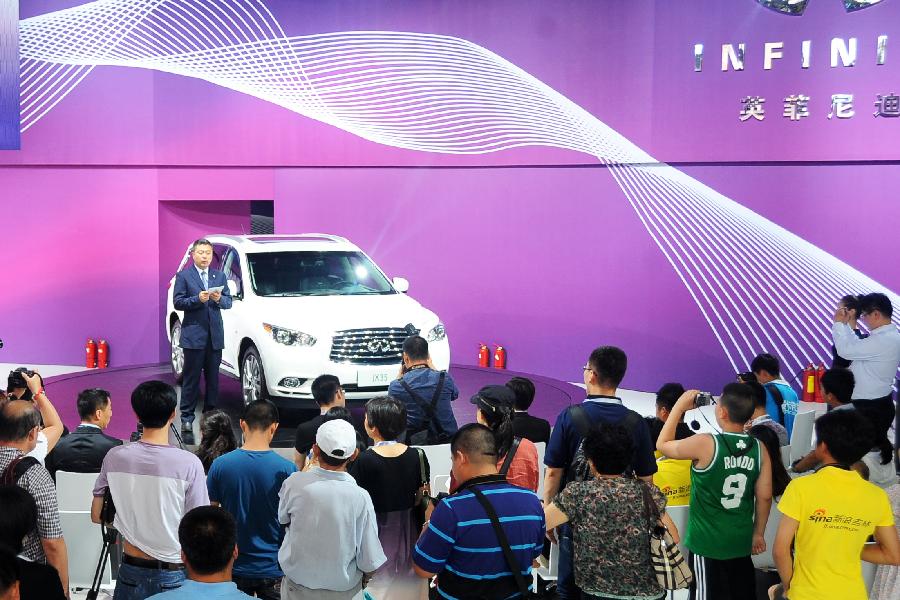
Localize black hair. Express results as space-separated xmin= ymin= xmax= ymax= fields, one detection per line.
xmin=655 ymin=383 xmax=685 ymax=412
xmin=451 ymin=423 xmax=498 ymax=464
xmin=859 ymin=292 xmax=893 ymax=319
xmin=821 ymin=369 xmax=854 ymax=405
xmin=77 ymin=388 xmax=111 ymax=421
xmin=0 ymin=484 xmax=37 ymax=553
xmin=506 ymin=377 xmax=536 ymax=411
xmin=191 ymin=238 xmax=213 ymax=252
xmin=0 ymin=401 xmax=41 ymax=443
xmin=719 ymin=383 xmax=755 ymax=424
xmin=130 ymin=380 xmax=177 ymax=428
xmin=744 ymin=380 xmax=768 ymax=409
xmin=402 ymin=335 xmax=429 ymax=361
xmin=241 ymin=400 xmax=279 ymax=431
xmin=477 ymin=400 xmax=515 ymax=460
xmin=197 ymin=410 xmax=237 ymax=473
xmin=365 ymin=396 xmax=406 ymax=441
xmin=178 ymin=506 xmax=236 ymax=575
xmin=318 ymin=451 xmax=352 ymax=468
xmin=750 ymin=353 xmax=781 ymax=378
xmin=815 ymin=409 xmax=876 ymax=465
xmin=747 ymin=425 xmax=790 ymax=497
xmin=323 ymin=406 xmax=352 ymax=424
xmin=583 ymin=422 xmax=634 ymax=475
xmin=311 ymin=375 xmax=341 ymax=407
xmin=0 ymin=546 xmax=19 ymax=596
xmin=840 ymin=294 xmax=863 ymax=316
xmin=587 ymin=346 xmax=627 ymax=387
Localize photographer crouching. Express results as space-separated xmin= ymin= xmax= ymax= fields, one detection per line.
xmin=4 ymin=368 xmax=65 ymax=462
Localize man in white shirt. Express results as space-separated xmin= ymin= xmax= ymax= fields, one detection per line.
xmin=832 ymin=292 xmax=900 ymax=442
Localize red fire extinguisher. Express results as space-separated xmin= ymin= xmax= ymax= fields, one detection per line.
xmin=801 ymin=364 xmax=816 ymax=403
xmin=477 ymin=343 xmax=491 ymax=368
xmin=85 ymin=339 xmax=97 ymax=369
xmin=492 ymin=345 xmax=507 ymax=369
xmin=97 ymin=339 xmax=109 ymax=369
xmin=813 ymin=363 xmax=825 ymax=403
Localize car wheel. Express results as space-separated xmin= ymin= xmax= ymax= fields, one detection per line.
xmin=241 ymin=346 xmax=268 ymax=405
xmin=170 ymin=321 xmax=185 ymax=384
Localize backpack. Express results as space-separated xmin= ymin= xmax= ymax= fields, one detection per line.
xmin=401 ymin=372 xmax=450 ymax=445
xmin=1 ymin=455 xmax=40 ymax=484
xmin=566 ymin=405 xmax=642 ymax=484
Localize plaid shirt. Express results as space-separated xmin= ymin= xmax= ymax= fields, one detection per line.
xmin=0 ymin=445 xmax=63 ymax=562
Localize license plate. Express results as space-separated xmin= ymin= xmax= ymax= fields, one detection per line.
xmin=357 ymin=369 xmax=393 ymax=388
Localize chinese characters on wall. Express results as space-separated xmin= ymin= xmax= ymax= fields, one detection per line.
xmin=739 ymin=93 xmax=900 ymax=121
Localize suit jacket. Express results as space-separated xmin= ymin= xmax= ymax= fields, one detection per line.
xmin=173 ymin=266 xmax=233 ymax=349
xmin=512 ymin=412 xmax=551 ymax=445
xmin=44 ymin=424 xmax=123 ymax=479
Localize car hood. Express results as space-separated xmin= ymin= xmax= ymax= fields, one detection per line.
xmin=249 ymin=292 xmax=440 ymax=335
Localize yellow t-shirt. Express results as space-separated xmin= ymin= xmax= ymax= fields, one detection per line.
xmin=778 ymin=466 xmax=894 ymax=600
xmin=653 ymin=456 xmax=692 ymax=507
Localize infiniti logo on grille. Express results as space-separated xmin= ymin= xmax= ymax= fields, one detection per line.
xmin=366 ymin=339 xmax=392 ymax=353
xmin=756 ymin=0 xmax=886 ymax=16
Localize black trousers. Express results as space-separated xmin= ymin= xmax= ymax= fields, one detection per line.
xmin=180 ymin=336 xmax=222 ymax=424
xmin=851 ymin=394 xmax=895 ymax=441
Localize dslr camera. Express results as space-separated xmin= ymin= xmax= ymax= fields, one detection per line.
xmin=737 ymin=371 xmax=757 ymax=384
xmin=695 ymin=392 xmax=715 ymax=407
xmin=7 ymin=367 xmax=36 ymax=392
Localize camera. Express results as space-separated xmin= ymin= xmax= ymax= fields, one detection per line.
xmin=695 ymin=392 xmax=714 ymax=407
xmin=737 ymin=371 xmax=757 ymax=383
xmin=7 ymin=367 xmax=36 ymax=392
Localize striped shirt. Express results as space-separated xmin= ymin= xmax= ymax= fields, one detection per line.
xmin=414 ymin=474 xmax=544 ymax=600
xmin=0 ymin=446 xmax=63 ymax=563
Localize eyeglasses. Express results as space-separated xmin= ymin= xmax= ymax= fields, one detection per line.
xmin=582 ymin=365 xmax=594 ymax=374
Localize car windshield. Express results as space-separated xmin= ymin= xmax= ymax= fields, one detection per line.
xmin=247 ymin=251 xmax=396 ymax=297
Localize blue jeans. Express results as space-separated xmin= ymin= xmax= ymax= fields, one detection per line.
xmin=557 ymin=523 xmax=581 ymax=599
xmin=113 ymin=562 xmax=185 ymax=600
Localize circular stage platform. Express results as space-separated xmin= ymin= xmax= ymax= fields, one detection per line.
xmin=44 ymin=363 xmax=584 ymax=445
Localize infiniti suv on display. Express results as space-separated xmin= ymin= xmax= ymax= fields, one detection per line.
xmin=165 ymin=234 xmax=450 ymax=405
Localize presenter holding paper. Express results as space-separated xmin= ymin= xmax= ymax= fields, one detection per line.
xmin=173 ymin=238 xmax=232 ymax=445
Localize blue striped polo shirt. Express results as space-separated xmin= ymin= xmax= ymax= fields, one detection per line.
xmin=413 ymin=474 xmax=545 ymax=600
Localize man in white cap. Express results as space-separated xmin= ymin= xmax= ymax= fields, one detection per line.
xmin=277 ymin=419 xmax=385 ymax=600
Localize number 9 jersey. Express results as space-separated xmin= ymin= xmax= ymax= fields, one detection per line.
xmin=684 ymin=432 xmax=762 ymax=559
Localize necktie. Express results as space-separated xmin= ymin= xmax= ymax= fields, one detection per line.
xmin=201 ymin=271 xmax=208 ymax=290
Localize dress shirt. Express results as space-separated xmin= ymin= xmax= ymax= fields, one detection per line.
xmin=832 ymin=322 xmax=900 ymax=399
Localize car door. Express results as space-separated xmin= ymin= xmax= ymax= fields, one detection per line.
xmin=219 ymin=246 xmax=243 ymax=376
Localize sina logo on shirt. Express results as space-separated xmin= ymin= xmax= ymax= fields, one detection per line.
xmin=756 ymin=0 xmax=886 ymax=15
xmin=808 ymin=508 xmax=873 ymax=528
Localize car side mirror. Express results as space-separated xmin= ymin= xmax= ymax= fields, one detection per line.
xmin=227 ymin=279 xmax=241 ymax=299
xmin=392 ymin=277 xmax=410 ymax=293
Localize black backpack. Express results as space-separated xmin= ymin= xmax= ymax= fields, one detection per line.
xmin=566 ymin=405 xmax=642 ymax=484
xmin=764 ymin=382 xmax=786 ymax=426
xmin=0 ymin=455 xmax=40 ymax=484
xmin=401 ymin=372 xmax=450 ymax=445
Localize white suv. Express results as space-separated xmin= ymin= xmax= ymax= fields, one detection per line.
xmin=165 ymin=234 xmax=450 ymax=405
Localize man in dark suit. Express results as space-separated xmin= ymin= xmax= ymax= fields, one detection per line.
xmin=45 ymin=388 xmax=122 ymax=479
xmin=173 ymin=238 xmax=233 ymax=444
xmin=506 ymin=376 xmax=551 ymax=445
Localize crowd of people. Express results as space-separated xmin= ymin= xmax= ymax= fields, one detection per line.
xmin=0 ymin=293 xmax=899 ymax=600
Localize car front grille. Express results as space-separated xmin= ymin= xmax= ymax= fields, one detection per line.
xmin=330 ymin=327 xmax=411 ymax=365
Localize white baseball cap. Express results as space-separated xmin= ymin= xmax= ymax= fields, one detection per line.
xmin=316 ymin=419 xmax=357 ymax=459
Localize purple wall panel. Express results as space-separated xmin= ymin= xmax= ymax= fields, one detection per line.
xmin=0 ymin=168 xmax=159 ymax=366
xmin=275 ymin=167 xmax=730 ymax=390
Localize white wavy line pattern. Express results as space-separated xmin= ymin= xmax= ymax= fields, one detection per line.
xmin=18 ymin=0 xmax=900 ymax=379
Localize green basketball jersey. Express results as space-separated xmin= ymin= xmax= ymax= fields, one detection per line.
xmin=684 ymin=432 xmax=762 ymax=559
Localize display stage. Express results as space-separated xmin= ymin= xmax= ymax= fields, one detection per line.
xmin=43 ymin=364 xmax=584 ymax=445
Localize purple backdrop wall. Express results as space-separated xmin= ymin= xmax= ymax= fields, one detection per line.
xmin=2 ymin=0 xmax=900 ymax=392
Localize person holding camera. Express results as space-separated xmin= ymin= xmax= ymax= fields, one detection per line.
xmin=5 ymin=369 xmax=65 ymax=463
xmin=388 ymin=336 xmax=459 ymax=446
xmin=657 ymin=384 xmax=773 ymax=600
xmin=91 ymin=381 xmax=209 ymax=599
xmin=173 ymin=238 xmax=233 ymax=446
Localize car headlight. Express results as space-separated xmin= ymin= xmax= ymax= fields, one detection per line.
xmin=426 ymin=323 xmax=447 ymax=342
xmin=263 ymin=323 xmax=316 ymax=347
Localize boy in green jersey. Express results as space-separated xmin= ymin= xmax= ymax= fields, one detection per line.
xmin=657 ymin=383 xmax=773 ymax=600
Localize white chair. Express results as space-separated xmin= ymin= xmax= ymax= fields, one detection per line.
xmin=780 ymin=445 xmax=792 ymax=470
xmin=432 ymin=475 xmax=451 ymax=495
xmin=532 ymin=541 xmax=559 ymax=589
xmin=55 ymin=471 xmax=113 ymax=591
xmin=665 ymin=505 xmax=690 ymax=555
xmin=534 ymin=442 xmax=546 ymax=499
xmin=751 ymin=502 xmax=782 ymax=570
xmin=790 ymin=411 xmax=816 ymax=464
xmin=272 ymin=446 xmax=295 ymax=462
xmin=414 ymin=444 xmax=452 ymax=492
